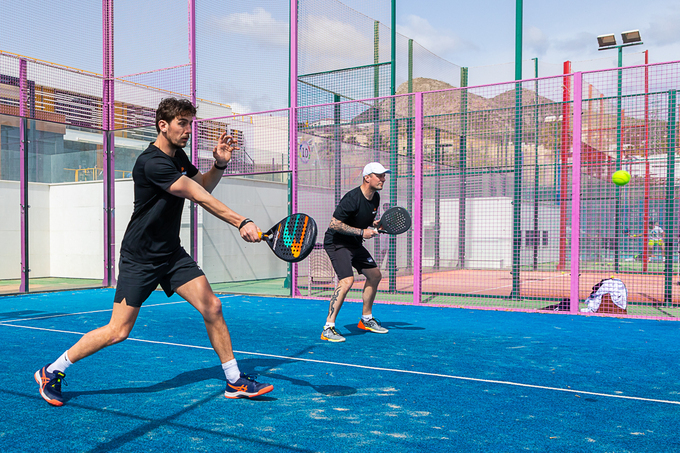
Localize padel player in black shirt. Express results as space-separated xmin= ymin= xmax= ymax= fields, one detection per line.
xmin=321 ymin=162 xmax=391 ymax=342
xmin=35 ymin=98 xmax=273 ymax=406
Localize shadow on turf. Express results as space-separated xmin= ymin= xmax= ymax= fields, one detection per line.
xmin=0 ymin=309 xmax=69 ymax=320
xmin=65 ymin=357 xmax=355 ymax=402
xmin=262 ymin=372 xmax=356 ymax=397
xmin=342 ymin=320 xmax=424 ymax=337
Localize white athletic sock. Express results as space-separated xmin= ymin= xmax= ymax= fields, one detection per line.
xmin=222 ymin=359 xmax=241 ymax=384
xmin=362 ymin=314 xmax=373 ymax=322
xmin=324 ymin=322 xmax=335 ymax=329
xmin=47 ymin=351 xmax=72 ymax=373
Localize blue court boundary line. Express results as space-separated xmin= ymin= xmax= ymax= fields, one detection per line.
xmin=3 ymin=308 xmax=679 ymax=407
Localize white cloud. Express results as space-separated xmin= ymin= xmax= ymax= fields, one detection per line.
xmin=645 ymin=13 xmax=680 ymax=47
xmin=227 ymin=101 xmax=251 ymax=116
xmin=298 ymin=15 xmax=374 ymax=73
xmin=397 ymin=15 xmax=477 ymax=58
xmin=526 ymin=26 xmax=549 ymax=57
xmin=554 ymin=32 xmax=597 ymax=55
xmin=215 ymin=7 xmax=288 ymax=47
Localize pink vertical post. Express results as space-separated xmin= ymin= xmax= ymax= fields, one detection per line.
xmin=643 ymin=50 xmax=650 ymax=270
xmin=102 ymin=0 xmax=116 ymax=286
xmin=413 ymin=92 xmax=423 ymax=303
xmin=188 ymin=0 xmax=199 ymax=261
xmin=558 ymin=61 xmax=572 ymax=271
xmin=19 ymin=58 xmax=28 ymax=292
xmin=289 ymin=0 xmax=299 ymax=295
xmin=570 ymin=72 xmax=583 ymax=313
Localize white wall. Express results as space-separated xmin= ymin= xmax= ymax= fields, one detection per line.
xmin=2 ymin=178 xmax=562 ymax=282
xmin=49 ymin=181 xmax=103 ymax=279
xmin=422 ymin=197 xmax=561 ymax=269
xmin=0 ymin=181 xmax=21 ymax=279
xmin=28 ymin=184 xmax=51 ymax=277
xmin=114 ymin=179 xmax=134 ymax=277
xmin=201 ymin=178 xmax=289 ymax=283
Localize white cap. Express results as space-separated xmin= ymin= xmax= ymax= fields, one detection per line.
xmin=362 ymin=162 xmax=392 ymax=177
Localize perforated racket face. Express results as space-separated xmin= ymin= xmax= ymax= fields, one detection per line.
xmin=379 ymin=207 xmax=411 ymax=235
xmin=264 ymin=213 xmax=317 ymax=263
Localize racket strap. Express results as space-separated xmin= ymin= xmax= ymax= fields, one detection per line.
xmin=239 ymin=218 xmax=253 ymax=230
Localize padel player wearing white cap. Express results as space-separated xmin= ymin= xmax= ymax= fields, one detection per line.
xmin=320 ymin=162 xmax=391 ymax=342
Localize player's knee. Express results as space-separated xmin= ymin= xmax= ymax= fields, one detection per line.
xmin=201 ymin=296 xmax=224 ymax=320
xmin=339 ymin=276 xmax=354 ymax=289
xmin=365 ymin=269 xmax=382 ymax=284
xmin=107 ymin=325 xmax=132 ymax=345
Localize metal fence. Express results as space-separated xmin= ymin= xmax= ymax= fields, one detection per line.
xmin=1 ymin=1 xmax=680 ymax=321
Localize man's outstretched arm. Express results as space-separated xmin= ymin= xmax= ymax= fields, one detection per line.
xmin=167 ymin=175 xmax=260 ymax=242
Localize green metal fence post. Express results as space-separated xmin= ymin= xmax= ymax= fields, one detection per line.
xmin=334 ymin=94 xmax=342 ymax=205
xmin=459 ymin=67 xmax=469 ymax=270
xmin=407 ymin=39 xmax=414 ymax=270
xmin=533 ymin=57 xmax=539 ymax=270
xmin=614 ymin=46 xmax=623 ymax=272
xmin=511 ymin=0 xmax=523 ymax=299
xmin=664 ymin=89 xmax=677 ymax=305
xmin=388 ymin=0 xmax=397 ymax=292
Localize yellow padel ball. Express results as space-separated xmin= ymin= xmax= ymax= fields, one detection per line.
xmin=612 ymin=170 xmax=631 ymax=186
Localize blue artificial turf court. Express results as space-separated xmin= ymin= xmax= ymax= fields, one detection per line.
xmin=2 ymin=288 xmax=680 ymax=452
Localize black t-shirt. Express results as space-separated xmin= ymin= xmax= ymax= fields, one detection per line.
xmin=324 ymin=186 xmax=380 ymax=247
xmin=120 ymin=143 xmax=198 ymax=262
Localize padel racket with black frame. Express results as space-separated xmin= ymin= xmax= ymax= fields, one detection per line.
xmin=259 ymin=213 xmax=317 ymax=262
xmin=377 ymin=206 xmax=411 ymax=235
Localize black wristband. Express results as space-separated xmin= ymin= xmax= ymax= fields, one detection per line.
xmin=239 ymin=218 xmax=253 ymax=230
xmin=359 ymin=229 xmax=364 ymax=237
xmin=214 ymin=161 xmax=228 ymax=170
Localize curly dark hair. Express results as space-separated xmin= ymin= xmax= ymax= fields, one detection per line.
xmin=155 ymin=97 xmax=197 ymax=133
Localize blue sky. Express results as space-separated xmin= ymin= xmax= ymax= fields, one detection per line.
xmin=346 ymin=0 xmax=680 ymax=69
xmin=213 ymin=0 xmax=680 ymax=111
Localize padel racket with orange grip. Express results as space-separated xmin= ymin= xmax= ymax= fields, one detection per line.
xmin=258 ymin=213 xmax=317 ymax=262
xmin=377 ymin=206 xmax=411 ymax=235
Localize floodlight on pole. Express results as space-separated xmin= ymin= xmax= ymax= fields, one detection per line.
xmin=597 ymin=34 xmax=617 ymax=48
xmin=621 ymin=29 xmax=642 ymax=44
xmin=596 ymin=29 xmax=644 ymax=273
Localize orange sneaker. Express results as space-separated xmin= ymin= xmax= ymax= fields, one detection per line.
xmin=34 ymin=364 xmax=66 ymax=406
xmin=357 ymin=318 xmax=388 ymax=334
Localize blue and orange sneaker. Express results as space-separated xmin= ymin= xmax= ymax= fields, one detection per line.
xmin=357 ymin=317 xmax=388 ymax=334
xmin=34 ymin=364 xmax=66 ymax=406
xmin=224 ymin=373 xmax=273 ymax=399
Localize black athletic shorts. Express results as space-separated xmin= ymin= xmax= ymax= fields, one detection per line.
xmin=113 ymin=248 xmax=204 ymax=308
xmin=324 ymin=243 xmax=377 ymax=280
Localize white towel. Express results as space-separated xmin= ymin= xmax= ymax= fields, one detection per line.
xmin=580 ymin=278 xmax=628 ymax=313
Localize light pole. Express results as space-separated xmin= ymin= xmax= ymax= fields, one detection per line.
xmin=511 ymin=0 xmax=523 ymax=298
xmin=597 ymin=30 xmax=643 ymax=272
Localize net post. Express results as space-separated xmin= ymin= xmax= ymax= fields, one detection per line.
xmin=570 ymin=72 xmax=583 ymax=313
xmin=413 ymin=92 xmax=423 ymax=304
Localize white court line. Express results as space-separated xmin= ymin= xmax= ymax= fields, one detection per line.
xmin=3 ymin=321 xmax=679 ymax=406
xmin=0 ymin=295 xmax=238 ymax=325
